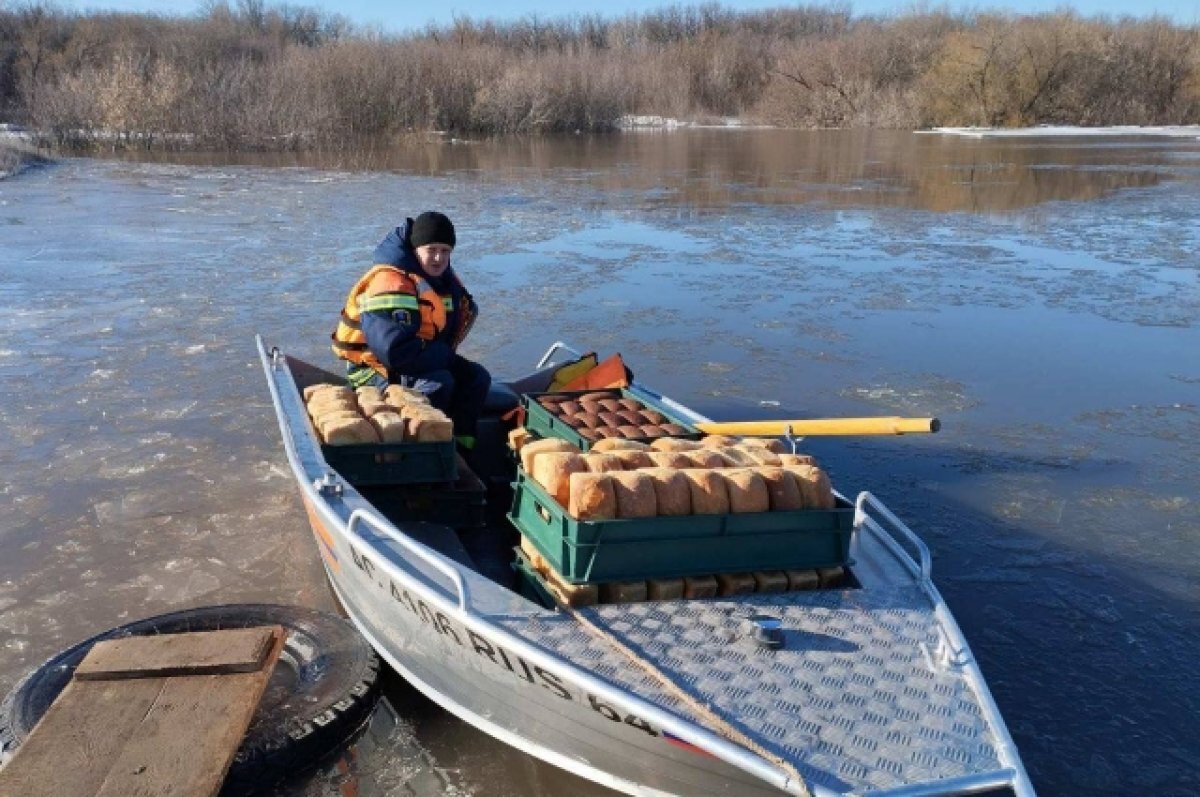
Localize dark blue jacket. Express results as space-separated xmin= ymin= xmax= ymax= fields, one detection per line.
xmin=362 ymin=219 xmax=477 ymax=377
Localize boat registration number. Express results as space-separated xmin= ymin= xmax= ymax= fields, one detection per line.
xmin=349 ymin=547 xmax=662 ymax=739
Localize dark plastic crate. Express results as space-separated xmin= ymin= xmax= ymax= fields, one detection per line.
xmin=508 ymin=473 xmax=854 ymax=584
xmin=359 ymin=463 xmax=486 ymax=528
xmin=321 ymin=440 xmax=457 ymax=485
xmin=521 ymin=388 xmax=701 ymax=451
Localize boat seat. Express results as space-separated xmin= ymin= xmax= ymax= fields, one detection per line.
xmin=483 ymin=382 xmax=521 ymax=415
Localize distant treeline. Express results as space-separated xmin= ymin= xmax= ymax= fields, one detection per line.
xmin=1 ymin=1 xmax=1197 ymax=148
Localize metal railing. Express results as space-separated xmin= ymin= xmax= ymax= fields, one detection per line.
xmin=346 ymin=508 xmax=472 ymax=615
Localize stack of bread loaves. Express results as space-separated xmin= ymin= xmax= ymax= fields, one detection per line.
xmin=534 ymin=390 xmax=690 ymax=441
xmin=303 ymin=383 xmax=454 ymax=445
xmin=515 ymin=433 xmax=836 ymax=521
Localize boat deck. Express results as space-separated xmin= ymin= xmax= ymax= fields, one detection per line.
xmin=491 ymin=573 xmax=1006 ymax=794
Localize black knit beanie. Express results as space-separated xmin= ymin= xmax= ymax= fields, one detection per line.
xmin=409 ymin=211 xmax=456 ymax=249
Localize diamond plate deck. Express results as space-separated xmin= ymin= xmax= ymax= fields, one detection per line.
xmin=494 ymin=584 xmax=1003 ymax=794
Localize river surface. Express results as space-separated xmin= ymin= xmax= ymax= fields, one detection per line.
xmin=1 ymin=129 xmax=1197 ymax=795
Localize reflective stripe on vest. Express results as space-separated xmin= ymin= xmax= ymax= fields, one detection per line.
xmin=358 ymin=292 xmax=421 ymax=314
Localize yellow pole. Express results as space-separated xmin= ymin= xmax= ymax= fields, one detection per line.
xmin=695 ymin=417 xmax=940 ymax=437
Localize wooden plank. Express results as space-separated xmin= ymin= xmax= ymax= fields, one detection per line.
xmin=92 ymin=626 xmax=286 ymax=797
xmin=75 ymin=628 xmax=275 ymax=681
xmin=0 ymin=626 xmax=286 ymax=797
xmin=0 ymin=679 xmax=167 ymax=796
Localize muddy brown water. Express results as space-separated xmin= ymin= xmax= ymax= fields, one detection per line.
xmin=1 ymin=129 xmax=1197 ymax=795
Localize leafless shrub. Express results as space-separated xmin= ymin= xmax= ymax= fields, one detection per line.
xmin=3 ymin=1 xmax=1197 ymax=148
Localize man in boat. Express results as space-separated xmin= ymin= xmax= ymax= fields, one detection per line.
xmin=332 ymin=211 xmax=491 ymax=451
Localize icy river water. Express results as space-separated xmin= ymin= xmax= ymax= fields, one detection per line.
xmin=1 ymin=129 xmax=1197 ymax=795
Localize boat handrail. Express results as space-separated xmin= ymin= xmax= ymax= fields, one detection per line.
xmin=536 ymin=340 xmax=585 ymax=369
xmin=346 ymin=508 xmax=473 ymax=616
xmin=855 ymin=491 xmax=933 ymax=582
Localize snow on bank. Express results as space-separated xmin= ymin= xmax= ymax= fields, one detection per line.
xmin=618 ymin=115 xmax=770 ymax=131
xmin=928 ymin=125 xmax=1200 ymax=139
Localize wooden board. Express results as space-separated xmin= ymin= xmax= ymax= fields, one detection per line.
xmin=0 ymin=625 xmax=286 ymax=797
xmin=75 ymin=628 xmax=275 ymax=681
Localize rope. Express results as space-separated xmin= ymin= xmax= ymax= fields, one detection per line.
xmin=558 ymin=598 xmax=813 ymax=797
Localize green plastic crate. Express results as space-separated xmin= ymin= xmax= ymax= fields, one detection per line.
xmin=508 ymin=473 xmax=854 ymax=584
xmin=521 ymin=388 xmax=701 ymax=451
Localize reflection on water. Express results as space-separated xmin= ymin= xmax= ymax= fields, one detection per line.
xmin=1 ymin=130 xmax=1198 ymax=796
xmin=111 ymin=129 xmax=1186 ymax=212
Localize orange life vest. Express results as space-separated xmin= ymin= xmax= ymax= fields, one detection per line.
xmin=330 ymin=265 xmax=448 ymax=378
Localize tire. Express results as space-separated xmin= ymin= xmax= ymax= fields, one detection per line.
xmin=0 ymin=604 xmax=381 ymax=796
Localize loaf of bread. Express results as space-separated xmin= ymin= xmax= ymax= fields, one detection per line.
xmin=638 ymin=425 xmax=668 ymax=438
xmin=533 ymin=452 xmax=589 ymax=507
xmin=578 ymin=391 xmax=617 ymax=402
xmin=715 ymin=447 xmax=759 ymax=467
xmin=609 ymin=471 xmax=658 ymax=518
xmin=409 ymin=414 xmax=454 ymax=442
xmin=567 ymin=472 xmax=618 ymax=520
xmin=722 ymin=469 xmax=771 ymax=513
xmin=660 ymin=423 xmax=688 ymax=435
xmin=779 ymin=453 xmax=817 ymax=467
xmin=740 ymin=438 xmax=787 ymax=454
xmin=700 ymin=434 xmax=740 ymax=448
xmin=355 ymin=386 xmax=384 ymax=404
xmin=640 ymin=409 xmax=667 ymax=424
xmin=558 ymin=400 xmax=581 ymax=416
xmin=641 ymin=468 xmax=692 ymax=516
xmin=590 ymin=439 xmax=650 ymax=453
xmin=307 ymin=389 xmax=356 ymax=408
xmin=617 ymin=424 xmax=645 ymax=439
xmin=309 ymin=399 xmax=358 ymax=419
xmin=519 ymin=438 xmax=580 ymax=473
xmin=649 ymin=437 xmax=702 ymax=452
xmin=370 ymin=411 xmax=407 ymax=443
xmin=646 ymin=451 xmax=693 ymax=469
xmin=316 ymin=410 xmax=363 ymax=434
xmin=598 ymin=398 xmax=623 ymax=413
xmin=611 ymin=449 xmax=654 ymax=469
xmin=575 ymin=412 xmax=601 ymax=429
xmin=323 ymin=417 xmax=379 ymax=445
xmin=583 ymin=452 xmax=626 ymax=473
xmin=758 ymin=467 xmax=804 ymax=510
xmin=304 ymin=383 xmax=354 ymax=402
xmin=302 ymin=383 xmax=333 ymax=402
xmin=384 ymin=385 xmax=430 ymax=406
xmin=598 ymin=411 xmax=623 ymax=428
xmin=787 ymin=464 xmax=836 ymax=509
xmin=357 ymin=401 xmax=392 ymax=418
xmin=686 ymin=449 xmax=731 ymax=469
xmin=680 ymin=469 xmax=730 ymax=514
xmin=738 ymin=446 xmax=783 ymax=467
xmin=398 ymin=403 xmax=429 ymax=421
